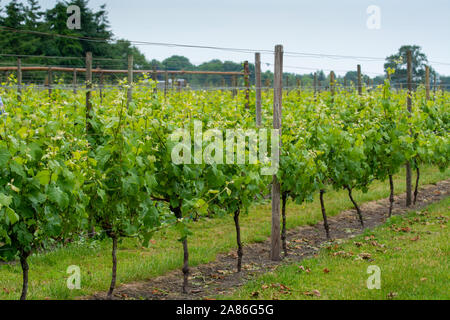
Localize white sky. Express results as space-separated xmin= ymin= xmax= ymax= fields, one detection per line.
xmin=14 ymin=0 xmax=450 ymax=76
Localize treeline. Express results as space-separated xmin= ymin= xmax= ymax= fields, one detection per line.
xmin=0 ymin=0 xmax=382 ymax=88
xmin=1 ymin=1 xmax=448 ymax=89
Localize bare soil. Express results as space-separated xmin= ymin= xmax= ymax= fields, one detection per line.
xmin=89 ymin=179 xmax=450 ymax=300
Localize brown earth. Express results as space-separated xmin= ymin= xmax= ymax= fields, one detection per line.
xmin=89 ymin=179 xmax=450 ymax=300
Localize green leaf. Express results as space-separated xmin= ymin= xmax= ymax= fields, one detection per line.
xmin=0 ymin=146 xmax=10 ymax=167
xmin=48 ymin=185 xmax=69 ymax=210
xmin=35 ymin=170 xmax=51 ymax=185
xmin=0 ymin=193 xmax=12 ymax=209
xmin=6 ymin=207 xmax=19 ymax=225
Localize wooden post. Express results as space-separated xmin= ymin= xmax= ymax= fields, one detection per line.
xmin=264 ymin=78 xmax=270 ymax=92
xmin=100 ymin=71 xmax=104 ymax=105
xmin=433 ymin=73 xmax=437 ymax=97
xmin=127 ymin=55 xmax=133 ymax=107
xmin=330 ymin=71 xmax=335 ymax=98
xmin=85 ymin=52 xmax=93 ymax=134
xmin=244 ymin=60 xmax=250 ymax=109
xmin=17 ymin=58 xmax=22 ymax=102
xmin=232 ymin=75 xmax=237 ymax=97
xmin=48 ymin=67 xmax=53 ymax=97
xmin=313 ymin=72 xmax=317 ymax=98
xmin=357 ymin=64 xmax=362 ymax=95
xmin=164 ymin=71 xmax=168 ymax=98
xmin=271 ymin=44 xmax=283 ymax=262
xmin=405 ymin=50 xmax=413 ymax=207
xmin=425 ymin=66 xmax=430 ymax=100
xmin=296 ymin=78 xmax=301 ymax=96
xmin=255 ymin=53 xmax=262 ymax=127
xmin=221 ymin=78 xmax=225 ymax=90
xmin=73 ymin=68 xmax=77 ymax=94
xmin=152 ymin=65 xmax=157 ymax=94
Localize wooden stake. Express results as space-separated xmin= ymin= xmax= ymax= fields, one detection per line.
xmin=85 ymin=52 xmax=93 ymax=135
xmin=405 ymin=50 xmax=413 ymax=207
xmin=330 ymin=71 xmax=335 ymax=98
xmin=152 ymin=65 xmax=157 ymax=94
xmin=73 ymin=68 xmax=77 ymax=94
xmin=17 ymin=58 xmax=22 ymax=102
xmin=263 ymin=78 xmax=268 ymax=92
xmin=244 ymin=60 xmax=250 ymax=109
xmin=127 ymin=55 xmax=133 ymax=107
xmin=100 ymin=71 xmax=104 ymax=105
xmin=313 ymin=72 xmax=317 ymax=98
xmin=164 ymin=71 xmax=168 ymax=98
xmin=255 ymin=53 xmax=262 ymax=127
xmin=433 ymin=73 xmax=437 ymax=97
xmin=425 ymin=66 xmax=430 ymax=100
xmin=232 ymin=75 xmax=237 ymax=97
xmin=48 ymin=67 xmax=53 ymax=97
xmin=357 ymin=64 xmax=362 ymax=95
xmin=271 ymin=44 xmax=283 ymax=262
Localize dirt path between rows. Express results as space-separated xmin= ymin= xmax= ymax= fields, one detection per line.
xmin=89 ymin=179 xmax=450 ymax=300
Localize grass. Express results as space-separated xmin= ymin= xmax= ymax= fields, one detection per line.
xmin=0 ymin=165 xmax=448 ymax=300
xmin=221 ymin=196 xmax=450 ymax=300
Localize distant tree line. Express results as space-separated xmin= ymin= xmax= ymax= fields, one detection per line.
xmin=0 ymin=0 xmax=447 ymax=89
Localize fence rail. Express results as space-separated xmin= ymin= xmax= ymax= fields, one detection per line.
xmin=0 ymin=66 xmax=245 ymax=76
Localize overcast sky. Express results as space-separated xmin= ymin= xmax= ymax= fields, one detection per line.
xmin=16 ymin=0 xmax=450 ymax=76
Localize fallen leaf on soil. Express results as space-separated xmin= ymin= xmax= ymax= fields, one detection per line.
xmin=251 ymin=291 xmax=259 ymax=298
xmin=354 ymin=242 xmax=363 ymax=247
xmin=410 ymin=236 xmax=420 ymax=241
xmin=420 ymin=278 xmax=427 ymax=282
xmin=387 ymin=292 xmax=398 ymax=299
xmin=279 ymin=284 xmax=291 ymax=291
xmin=370 ymin=241 xmax=385 ymax=248
xmin=323 ymin=268 xmax=330 ymax=274
xmin=303 ymin=290 xmax=321 ymax=297
xmin=217 ymin=269 xmax=233 ymax=275
xmin=358 ymin=252 xmax=372 ymax=260
xmin=298 ymin=265 xmax=311 ymax=273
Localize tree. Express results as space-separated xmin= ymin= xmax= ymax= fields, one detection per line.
xmin=162 ymin=55 xmax=194 ymax=71
xmin=384 ymin=45 xmax=435 ymax=86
